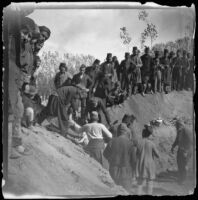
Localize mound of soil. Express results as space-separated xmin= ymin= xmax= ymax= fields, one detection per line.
xmin=3 ymin=126 xmax=128 ymax=197
xmin=3 ymin=91 xmax=195 ymax=196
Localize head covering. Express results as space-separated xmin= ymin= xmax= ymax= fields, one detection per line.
xmin=80 ymin=64 xmax=86 ymax=70
xmin=21 ymin=17 xmax=36 ymax=32
xmin=164 ymin=49 xmax=169 ymax=54
xmin=39 ymin=26 xmax=51 ymax=40
xmin=90 ymin=111 xmax=99 ymax=121
xmin=59 ymin=63 xmax=67 ymax=70
xmin=107 ymin=53 xmax=112 ymax=58
xmin=125 ymin=52 xmax=130 ymax=57
xmin=145 ymin=47 xmax=150 ymax=53
xmin=133 ymin=46 xmax=138 ymax=51
xmin=142 ymin=124 xmax=153 ymax=138
xmin=93 ymin=59 xmax=100 ymax=65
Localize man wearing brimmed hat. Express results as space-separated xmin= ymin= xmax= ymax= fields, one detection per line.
xmin=141 ymin=47 xmax=153 ymax=96
xmin=85 ymin=96 xmax=111 ymax=127
xmin=71 ymin=111 xmax=112 ymax=168
xmin=171 ymin=119 xmax=193 ymax=184
xmin=54 ymin=62 xmax=72 ymax=89
xmin=130 ymin=47 xmax=143 ymax=96
xmin=37 ymin=85 xmax=87 ymax=137
xmin=160 ymin=49 xmax=171 ymax=94
xmin=120 ymin=52 xmax=133 ymax=97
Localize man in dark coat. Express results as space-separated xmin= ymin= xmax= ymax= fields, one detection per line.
xmin=100 ymin=53 xmax=114 ymax=79
xmin=186 ymin=53 xmax=194 ymax=91
xmin=120 ymin=52 xmax=133 ymax=97
xmin=85 ymin=59 xmax=101 ymax=96
xmin=54 ymin=63 xmax=72 ymax=89
xmin=100 ymin=53 xmax=114 ymax=92
xmin=72 ymin=64 xmax=92 ymax=121
xmin=130 ymin=47 xmax=143 ymax=95
xmin=171 ymin=119 xmax=193 ymax=184
xmin=37 ymin=85 xmax=85 ymax=136
xmin=181 ymin=50 xmax=190 ymax=90
xmin=172 ymin=50 xmax=183 ymax=91
xmin=160 ymin=49 xmax=172 ymax=93
xmin=141 ymin=47 xmax=153 ymax=95
xmin=103 ymin=118 xmax=136 ymax=192
xmin=112 ymin=56 xmax=120 ymax=81
xmin=85 ymin=96 xmax=111 ymax=127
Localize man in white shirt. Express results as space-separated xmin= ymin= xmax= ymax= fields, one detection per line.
xmin=71 ymin=111 xmax=112 ymax=168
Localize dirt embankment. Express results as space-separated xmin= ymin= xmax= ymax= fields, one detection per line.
xmin=3 ymin=91 xmax=194 ymax=197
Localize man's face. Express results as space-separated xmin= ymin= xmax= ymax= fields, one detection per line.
xmin=36 ymin=60 xmax=41 ymax=67
xmin=34 ymin=41 xmax=44 ymax=53
xmin=164 ymin=52 xmax=169 ymax=57
xmin=107 ymin=56 xmax=112 ymax=62
xmin=145 ymin=49 xmax=149 ymax=55
xmin=60 ymin=67 xmax=66 ymax=73
xmin=133 ymin=50 xmax=138 ymax=55
xmin=25 ymin=84 xmax=30 ymax=93
xmin=125 ymin=54 xmax=130 ymax=60
xmin=20 ymin=28 xmax=32 ymax=44
xmin=80 ymin=68 xmax=85 ymax=75
xmin=40 ymin=31 xmax=49 ymax=43
xmin=177 ymin=52 xmax=181 ymax=57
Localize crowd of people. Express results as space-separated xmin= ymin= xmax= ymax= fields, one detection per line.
xmin=6 ymin=4 xmax=193 ymax=195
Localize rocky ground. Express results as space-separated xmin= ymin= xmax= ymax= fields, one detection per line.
xmin=3 ymin=91 xmax=196 ymax=197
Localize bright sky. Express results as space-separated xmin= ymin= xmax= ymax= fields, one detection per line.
xmin=28 ymin=4 xmax=195 ymax=61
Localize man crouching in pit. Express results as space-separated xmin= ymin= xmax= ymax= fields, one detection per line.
xmin=36 ymin=84 xmax=88 ymax=137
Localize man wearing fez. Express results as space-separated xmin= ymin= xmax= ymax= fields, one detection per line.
xmin=130 ymin=47 xmax=143 ymax=96
xmin=120 ymin=52 xmax=133 ymax=97
xmin=141 ymin=47 xmax=153 ymax=95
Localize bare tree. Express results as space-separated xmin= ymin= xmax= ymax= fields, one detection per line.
xmin=120 ymin=27 xmax=132 ymax=52
xmin=138 ymin=10 xmax=158 ymax=49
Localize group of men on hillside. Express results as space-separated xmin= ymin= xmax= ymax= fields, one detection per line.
xmin=6 ymin=4 xmax=194 ymax=195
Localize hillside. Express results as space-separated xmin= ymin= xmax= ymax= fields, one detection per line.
xmin=3 ymin=91 xmax=195 ymax=197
